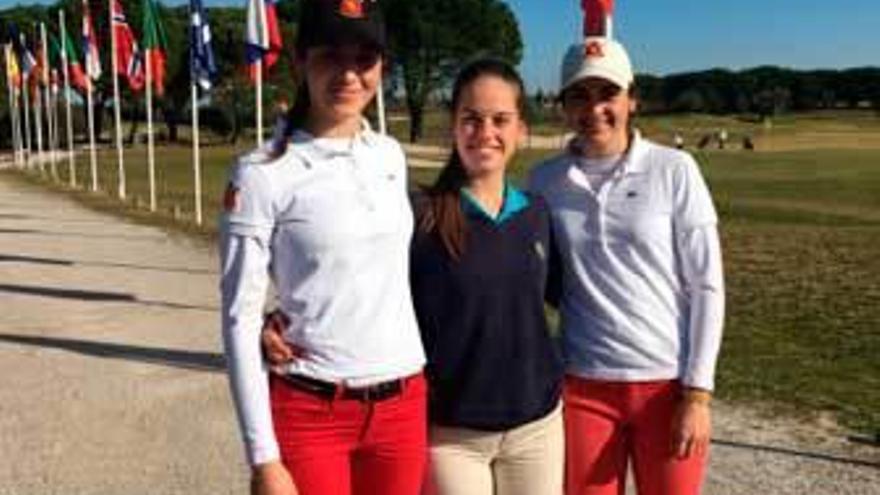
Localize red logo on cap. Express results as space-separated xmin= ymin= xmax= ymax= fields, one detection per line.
xmin=339 ymin=0 xmax=365 ymax=18
xmin=584 ymin=41 xmax=605 ymax=58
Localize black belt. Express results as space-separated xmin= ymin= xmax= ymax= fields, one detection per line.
xmin=280 ymin=373 xmax=405 ymax=402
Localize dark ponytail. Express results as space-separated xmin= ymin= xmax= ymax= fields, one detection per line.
xmin=418 ymin=150 xmax=469 ymax=260
xmin=269 ymin=81 xmax=311 ymax=158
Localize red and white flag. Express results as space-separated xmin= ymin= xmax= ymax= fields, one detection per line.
xmin=245 ymin=0 xmax=282 ymax=83
xmin=82 ymin=0 xmax=102 ymax=81
xmin=582 ymin=0 xmax=614 ymax=37
xmin=112 ymin=0 xmax=145 ymax=91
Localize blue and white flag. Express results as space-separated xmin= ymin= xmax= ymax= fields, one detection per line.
xmin=190 ymin=0 xmax=217 ymax=91
xmin=8 ymin=24 xmax=37 ymax=76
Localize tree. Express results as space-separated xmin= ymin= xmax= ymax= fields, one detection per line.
xmin=384 ymin=0 xmax=522 ymax=142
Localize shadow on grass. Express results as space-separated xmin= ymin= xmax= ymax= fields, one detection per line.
xmin=0 ymin=283 xmax=216 ymax=312
xmin=0 ymin=333 xmax=224 ymax=373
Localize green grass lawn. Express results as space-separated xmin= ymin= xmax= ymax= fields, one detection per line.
xmin=7 ymin=114 xmax=879 ymax=435
xmin=698 ymin=149 xmax=880 ymax=432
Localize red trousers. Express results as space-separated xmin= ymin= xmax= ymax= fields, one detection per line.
xmin=270 ymin=373 xmax=427 ymax=495
xmin=563 ymin=377 xmax=707 ymax=495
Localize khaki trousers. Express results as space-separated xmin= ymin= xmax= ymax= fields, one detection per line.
xmin=426 ymin=403 xmax=564 ymax=495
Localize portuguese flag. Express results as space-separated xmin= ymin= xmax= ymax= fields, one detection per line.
xmin=61 ymin=25 xmax=89 ymax=93
xmin=141 ymin=0 xmax=168 ymax=96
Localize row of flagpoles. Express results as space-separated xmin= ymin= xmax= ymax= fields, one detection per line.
xmin=3 ymin=0 xmax=284 ymax=225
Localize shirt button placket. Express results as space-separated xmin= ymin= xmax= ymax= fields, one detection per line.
xmin=349 ymin=153 xmax=376 ymax=212
xmin=596 ymin=181 xmax=611 ymax=244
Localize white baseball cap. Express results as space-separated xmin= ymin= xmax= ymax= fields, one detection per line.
xmin=560 ymin=37 xmax=634 ymax=93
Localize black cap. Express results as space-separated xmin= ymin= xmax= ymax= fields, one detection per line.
xmin=296 ymin=0 xmax=387 ymax=54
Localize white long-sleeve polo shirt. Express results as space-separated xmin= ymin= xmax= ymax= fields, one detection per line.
xmin=219 ymin=125 xmax=425 ymax=466
xmin=529 ymin=133 xmax=725 ymax=391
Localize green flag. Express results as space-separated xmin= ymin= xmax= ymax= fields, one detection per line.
xmin=48 ymin=31 xmax=62 ymax=90
xmin=60 ymin=25 xmax=88 ymax=92
xmin=141 ymin=0 xmax=168 ymax=96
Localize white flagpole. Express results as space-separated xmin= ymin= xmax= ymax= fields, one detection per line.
xmin=22 ymin=70 xmax=32 ymax=166
xmin=52 ymin=80 xmax=60 ymax=176
xmin=109 ymin=0 xmax=126 ymax=199
xmin=33 ymin=35 xmax=44 ymax=174
xmin=15 ymin=91 xmax=24 ymax=168
xmin=4 ymin=45 xmax=19 ymax=167
xmin=191 ymin=1 xmax=203 ymax=225
xmin=255 ymin=58 xmax=263 ymax=147
xmin=606 ymin=16 xmax=613 ymax=39
xmin=4 ymin=46 xmax=16 ymax=166
xmin=377 ymin=75 xmax=386 ymax=135
xmin=191 ymin=80 xmax=202 ymax=225
xmin=60 ymin=10 xmax=76 ymax=188
xmin=86 ymin=68 xmax=98 ymax=191
xmin=41 ymin=23 xmax=57 ymax=180
xmin=11 ymin=85 xmax=23 ymax=168
xmin=145 ymin=47 xmax=156 ymax=211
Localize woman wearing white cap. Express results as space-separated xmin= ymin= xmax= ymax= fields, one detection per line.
xmin=219 ymin=1 xmax=426 ymax=494
xmin=529 ymin=37 xmax=725 ymax=495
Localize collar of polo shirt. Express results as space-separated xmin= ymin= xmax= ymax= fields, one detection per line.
xmin=290 ymin=118 xmax=382 ymax=162
xmin=566 ymin=130 xmax=651 ymax=178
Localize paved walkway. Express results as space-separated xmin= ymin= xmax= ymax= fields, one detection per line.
xmin=0 ymin=171 xmax=877 ymax=494
xmin=0 ymin=172 xmax=246 ymax=494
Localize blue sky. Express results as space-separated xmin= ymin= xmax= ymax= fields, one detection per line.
xmin=4 ymin=0 xmax=878 ymax=91
xmin=507 ymin=0 xmax=880 ymax=91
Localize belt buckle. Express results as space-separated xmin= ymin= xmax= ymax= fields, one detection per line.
xmin=361 ymin=385 xmax=377 ymax=402
xmin=350 ymin=379 xmax=402 ymax=402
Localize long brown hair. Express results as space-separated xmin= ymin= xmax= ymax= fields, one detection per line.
xmin=419 ymin=58 xmax=527 ymax=260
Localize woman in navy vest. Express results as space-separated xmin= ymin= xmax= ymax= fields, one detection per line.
xmin=410 ymin=59 xmax=564 ymax=495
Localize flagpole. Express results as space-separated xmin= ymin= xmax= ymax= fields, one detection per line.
xmin=191 ymin=0 xmax=216 ymax=226
xmin=5 ymin=45 xmax=17 ymax=166
xmin=33 ymin=30 xmax=45 ymax=174
xmin=191 ymin=80 xmax=202 ymax=224
xmin=377 ymin=75 xmax=386 ymax=135
xmin=190 ymin=0 xmax=203 ymax=226
xmin=60 ymin=10 xmax=76 ymax=188
xmin=42 ymin=23 xmax=57 ymax=178
xmin=255 ymin=58 xmax=263 ymax=147
xmin=52 ymin=78 xmax=60 ymax=177
xmin=16 ymin=59 xmax=24 ymax=168
xmin=86 ymin=69 xmax=98 ymax=191
xmin=145 ymin=41 xmax=156 ymax=212
xmin=14 ymin=90 xmax=24 ymax=168
xmin=14 ymin=83 xmax=24 ymax=168
xmin=41 ymin=23 xmax=57 ymax=180
xmin=4 ymin=45 xmax=19 ymax=167
xmin=109 ymin=0 xmax=126 ymax=199
xmin=22 ymin=70 xmax=32 ymax=166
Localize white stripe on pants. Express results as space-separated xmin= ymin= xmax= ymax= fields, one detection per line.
xmin=426 ymin=402 xmax=564 ymax=495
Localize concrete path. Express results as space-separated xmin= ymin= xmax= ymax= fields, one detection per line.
xmin=0 ymin=173 xmax=247 ymax=494
xmin=1 ymin=171 xmax=877 ymax=494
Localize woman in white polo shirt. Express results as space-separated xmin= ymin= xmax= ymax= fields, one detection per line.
xmin=219 ymin=1 xmax=426 ymax=494
xmin=529 ymin=37 xmax=725 ymax=495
